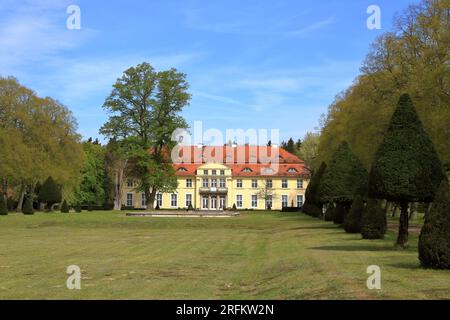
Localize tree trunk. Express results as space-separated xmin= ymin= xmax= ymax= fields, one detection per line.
xmin=384 ymin=201 xmax=392 ymax=215
xmin=392 ymin=204 xmax=399 ymax=217
xmin=146 ymin=187 xmax=157 ymax=210
xmin=16 ymin=184 xmax=26 ymax=212
xmin=113 ymin=165 xmax=125 ymax=211
xmin=396 ymin=201 xmax=409 ymax=248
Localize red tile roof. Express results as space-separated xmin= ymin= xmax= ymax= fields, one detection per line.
xmin=172 ymin=145 xmax=309 ymax=177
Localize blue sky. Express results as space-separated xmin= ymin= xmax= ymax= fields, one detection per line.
xmin=0 ymin=0 xmax=415 ymax=143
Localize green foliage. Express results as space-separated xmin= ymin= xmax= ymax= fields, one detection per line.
xmin=296 ymin=131 xmax=320 ymax=173
xmin=419 ymin=181 xmax=450 ymax=269
xmin=0 ymin=194 xmax=8 ymax=215
xmin=333 ymin=203 xmax=347 ymax=225
xmin=318 ymin=141 xmax=368 ymax=204
xmin=22 ymin=196 xmax=34 ymax=215
xmin=187 ymin=203 xmax=194 ymax=211
xmin=87 ymin=203 xmax=93 ymax=212
xmin=324 ymin=203 xmax=334 ymax=221
xmin=75 ymin=203 xmax=82 ymax=213
xmin=155 ymin=203 xmax=160 ymax=210
xmin=232 ymin=203 xmax=237 ymax=211
xmin=7 ymin=197 xmax=16 ymax=211
xmin=61 ymin=200 xmax=69 ymax=213
xmin=303 ymin=162 xmax=326 ymax=216
xmin=361 ymin=198 xmax=386 ymax=239
xmin=343 ymin=195 xmax=364 ymax=233
xmin=38 ymin=177 xmax=62 ymax=210
xmin=369 ymin=94 xmax=446 ymax=203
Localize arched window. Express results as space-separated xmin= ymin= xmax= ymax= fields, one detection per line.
xmin=241 ymin=167 xmax=253 ymax=173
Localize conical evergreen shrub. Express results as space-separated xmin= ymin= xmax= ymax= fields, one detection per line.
xmin=75 ymin=203 xmax=82 ymax=213
xmin=303 ymin=162 xmax=327 ymax=216
xmin=155 ymin=203 xmax=160 ymax=210
xmin=343 ymin=195 xmax=364 ymax=233
xmin=333 ymin=202 xmax=348 ymax=225
xmin=0 ymin=194 xmax=8 ymax=215
xmin=232 ymin=203 xmax=237 ymax=211
xmin=361 ymin=198 xmax=386 ymax=239
xmin=369 ymin=94 xmax=446 ymax=247
xmin=22 ymin=196 xmax=34 ymax=215
xmin=38 ymin=176 xmax=62 ymax=211
xmin=419 ymin=181 xmax=450 ymax=269
xmin=61 ymin=200 xmax=69 ymax=213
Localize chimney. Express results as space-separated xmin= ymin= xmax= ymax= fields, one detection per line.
xmin=197 ymin=143 xmax=203 ymax=149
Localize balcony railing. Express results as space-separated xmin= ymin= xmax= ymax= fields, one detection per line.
xmin=199 ymin=187 xmax=228 ymax=194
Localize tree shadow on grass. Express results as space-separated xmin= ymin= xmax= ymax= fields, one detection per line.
xmin=288 ymin=225 xmax=338 ymax=231
xmin=386 ymin=262 xmax=422 ymax=270
xmin=308 ymin=245 xmax=395 ymax=252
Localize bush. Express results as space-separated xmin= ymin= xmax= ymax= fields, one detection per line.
xmin=324 ymin=203 xmax=334 ymax=221
xmin=309 ymin=204 xmax=323 ymax=218
xmin=38 ymin=176 xmax=62 ymax=211
xmin=87 ymin=203 xmax=93 ymax=212
xmin=187 ymin=203 xmax=194 ymax=211
xmin=281 ymin=207 xmax=302 ymax=212
xmin=75 ymin=203 xmax=82 ymax=213
xmin=361 ymin=198 xmax=386 ymax=239
xmin=333 ymin=203 xmax=347 ymax=225
xmin=419 ymin=181 xmax=450 ymax=269
xmin=22 ymin=196 xmax=34 ymax=215
xmin=155 ymin=204 xmax=160 ymax=210
xmin=0 ymin=194 xmax=8 ymax=215
xmin=7 ymin=197 xmax=17 ymax=211
xmin=61 ymin=200 xmax=69 ymax=213
xmin=232 ymin=203 xmax=237 ymax=211
xmin=343 ymin=195 xmax=364 ymax=233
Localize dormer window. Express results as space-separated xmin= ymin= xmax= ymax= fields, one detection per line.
xmin=177 ymin=167 xmax=188 ymax=172
xmin=287 ymin=168 xmax=298 ymax=173
xmin=242 ymin=167 xmax=253 ymax=173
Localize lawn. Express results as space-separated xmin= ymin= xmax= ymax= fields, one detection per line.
xmin=0 ymin=211 xmax=448 ymax=299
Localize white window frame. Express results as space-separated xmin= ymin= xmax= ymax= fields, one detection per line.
xmin=202 ymin=195 xmax=209 ymax=209
xmin=212 ymin=169 xmax=216 ymax=176
xmin=156 ymin=193 xmax=162 ymax=207
xmin=185 ymin=193 xmax=192 ymax=208
xmin=202 ymin=178 xmax=209 ymax=188
xmin=282 ymin=195 xmax=288 ymax=208
xmin=219 ymin=178 xmax=226 ymax=188
xmin=126 ymin=193 xmax=133 ymax=207
xmin=296 ymin=195 xmax=304 ymax=207
xmin=141 ymin=193 xmax=146 ymax=207
xmin=266 ymin=195 xmax=273 ymax=209
xmin=297 ymin=179 xmax=303 ymax=189
xmin=211 ymin=178 xmax=217 ymax=188
xmin=251 ymin=179 xmax=258 ymax=188
xmin=236 ymin=194 xmax=243 ymax=208
xmin=266 ymin=179 xmax=272 ymax=188
xmin=251 ymin=195 xmax=258 ymax=208
xmin=282 ymin=179 xmax=288 ymax=189
xmin=220 ymin=170 xmax=225 ymax=176
xmin=236 ymin=179 xmax=243 ymax=188
xmin=171 ymin=193 xmax=177 ymax=208
xmin=186 ymin=178 xmax=192 ymax=188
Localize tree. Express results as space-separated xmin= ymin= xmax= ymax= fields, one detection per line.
xmin=61 ymin=200 xmax=69 ymax=213
xmin=318 ymin=141 xmax=368 ymax=223
xmin=256 ymin=181 xmax=279 ymax=209
xmin=0 ymin=194 xmax=7 ymax=215
xmin=343 ymin=194 xmax=364 ymax=233
xmin=419 ymin=180 xmax=450 ymax=269
xmin=361 ymin=198 xmax=386 ymax=239
xmin=100 ymin=62 xmax=190 ymax=209
xmin=22 ymin=195 xmax=34 ymax=215
xmin=324 ymin=203 xmax=334 ymax=221
xmin=302 ymin=162 xmax=326 ymax=217
xmin=296 ymin=132 xmax=320 ymax=174
xmin=283 ymin=138 xmax=295 ymax=153
xmin=369 ymin=94 xmax=446 ymax=248
xmin=75 ymin=203 xmax=82 ymax=213
xmin=38 ymin=176 xmax=62 ymax=211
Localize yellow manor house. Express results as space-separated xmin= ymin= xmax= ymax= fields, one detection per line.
xmin=122 ymin=145 xmax=310 ymax=211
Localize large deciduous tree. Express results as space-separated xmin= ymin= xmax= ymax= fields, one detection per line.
xmin=369 ymin=94 xmax=446 ymax=248
xmin=100 ymin=63 xmax=190 ymax=209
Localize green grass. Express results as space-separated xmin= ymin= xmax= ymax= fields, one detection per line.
xmin=0 ymin=211 xmax=448 ymax=299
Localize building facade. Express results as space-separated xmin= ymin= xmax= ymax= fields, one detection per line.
xmin=122 ymin=145 xmax=309 ymax=210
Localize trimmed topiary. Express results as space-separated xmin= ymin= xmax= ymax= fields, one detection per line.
xmin=187 ymin=203 xmax=194 ymax=211
xmin=155 ymin=203 xmax=160 ymax=210
xmin=0 ymin=194 xmax=8 ymax=215
xmin=22 ymin=196 xmax=34 ymax=215
xmin=324 ymin=203 xmax=334 ymax=221
xmin=38 ymin=176 xmax=62 ymax=211
xmin=361 ymin=198 xmax=386 ymax=239
xmin=419 ymin=181 xmax=450 ymax=269
xmin=75 ymin=203 xmax=82 ymax=213
xmin=61 ymin=200 xmax=69 ymax=213
xmin=369 ymin=94 xmax=446 ymax=248
xmin=333 ymin=202 xmax=348 ymax=225
xmin=7 ymin=197 xmax=16 ymax=211
xmin=232 ymin=203 xmax=237 ymax=211
xmin=87 ymin=203 xmax=93 ymax=212
xmin=343 ymin=195 xmax=364 ymax=233
xmin=303 ymin=162 xmax=327 ymax=216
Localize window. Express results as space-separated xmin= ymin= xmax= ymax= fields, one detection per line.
xmin=185 ymin=194 xmax=192 ymax=208
xmin=288 ymin=168 xmax=298 ymax=173
xmin=297 ymin=179 xmax=303 ymax=189
xmin=266 ymin=195 xmax=273 ymax=209
xmin=141 ymin=193 xmax=146 ymax=207
xmin=186 ymin=179 xmax=193 ymax=188
xmin=177 ymin=167 xmax=188 ymax=172
xmin=219 ymin=178 xmax=226 ymax=188
xmin=236 ymin=195 xmax=243 ymax=208
xmin=156 ymin=193 xmax=162 ymax=207
xmin=251 ymin=179 xmax=258 ymax=188
xmin=212 ymin=170 xmax=216 ymax=175
xmin=220 ymin=170 xmax=225 ymax=176
xmin=127 ymin=179 xmax=133 ymax=187
xmin=251 ymin=195 xmax=258 ymax=208
xmin=202 ymin=196 xmax=209 ymax=209
xmin=171 ymin=194 xmax=177 ymax=207
xmin=282 ymin=179 xmax=288 ymax=188
xmin=211 ymin=178 xmax=217 ymax=188
xmin=203 ymin=170 xmax=208 ymax=175
xmin=202 ymin=178 xmax=209 ymax=188
xmin=266 ymin=179 xmax=273 ymax=188
xmin=296 ymin=195 xmax=304 ymax=207
xmin=242 ymin=167 xmax=253 ymax=172
xmin=126 ymin=193 xmax=133 ymax=206
xmin=236 ymin=179 xmax=243 ymax=188
xmin=282 ymin=195 xmax=288 ymax=208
